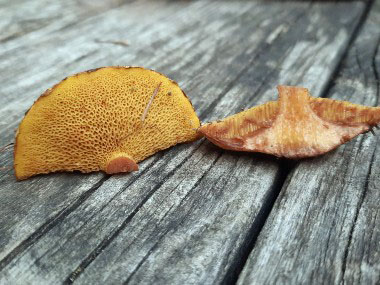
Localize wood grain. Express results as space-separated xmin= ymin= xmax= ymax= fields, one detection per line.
xmin=0 ymin=0 xmax=301 ymax=273
xmin=0 ymin=0 xmax=372 ymax=284
xmin=237 ymin=1 xmax=380 ymax=284
xmin=0 ymin=0 xmax=131 ymax=44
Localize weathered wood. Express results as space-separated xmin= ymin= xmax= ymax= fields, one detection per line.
xmin=0 ymin=0 xmax=282 ymax=265
xmin=0 ymin=0 xmax=230 ymax=262
xmin=343 ymin=143 xmax=380 ymax=285
xmin=0 ymin=1 xmax=287 ymax=264
xmin=0 ymin=0 xmax=181 ymax=120
xmin=0 ymin=0 xmax=288 ymax=269
xmin=0 ymin=0 xmax=129 ymax=45
xmin=0 ymin=1 xmax=367 ymax=284
xmin=237 ymin=1 xmax=380 ymax=285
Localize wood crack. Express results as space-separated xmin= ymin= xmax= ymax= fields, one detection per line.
xmin=320 ymin=0 xmax=375 ymax=99
xmin=199 ymin=52 xmax=261 ymax=122
xmin=221 ymin=159 xmax=296 ymax=285
xmin=122 ymin=227 xmax=172 ymax=285
xmin=340 ymin=139 xmax=378 ymax=283
xmin=0 ymin=175 xmax=110 ymax=271
xmin=31 ymin=154 xmax=165 ymax=270
xmin=62 ymin=184 xmax=161 ymax=284
xmin=64 ymin=51 xmax=98 ymax=67
xmin=200 ymin=4 xmax=309 ymax=122
xmin=372 ymin=35 xmax=380 ymax=106
xmin=63 ymin=142 xmax=205 ymax=283
xmin=121 ymin=152 xmax=224 ymax=284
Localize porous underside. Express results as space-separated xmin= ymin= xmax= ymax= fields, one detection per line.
xmin=14 ymin=67 xmax=201 ymax=179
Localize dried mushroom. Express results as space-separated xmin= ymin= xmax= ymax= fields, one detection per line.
xmin=14 ymin=66 xmax=200 ymax=180
xmin=199 ymin=85 xmax=380 ymax=158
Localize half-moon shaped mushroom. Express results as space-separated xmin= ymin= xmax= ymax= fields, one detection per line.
xmin=199 ymin=85 xmax=380 ymax=158
xmin=14 ymin=67 xmax=201 ymax=180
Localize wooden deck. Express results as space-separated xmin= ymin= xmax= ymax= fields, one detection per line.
xmin=0 ymin=0 xmax=379 ymax=284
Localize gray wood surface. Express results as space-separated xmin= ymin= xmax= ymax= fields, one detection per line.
xmin=237 ymin=1 xmax=380 ymax=284
xmin=0 ymin=0 xmax=377 ymax=284
xmin=0 ymin=0 xmax=132 ymax=45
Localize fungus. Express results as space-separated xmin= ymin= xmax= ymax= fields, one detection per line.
xmin=14 ymin=66 xmax=201 ymax=180
xmin=199 ymin=85 xmax=380 ymax=158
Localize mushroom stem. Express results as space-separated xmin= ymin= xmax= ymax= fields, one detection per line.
xmin=105 ymin=153 xmax=138 ymax=174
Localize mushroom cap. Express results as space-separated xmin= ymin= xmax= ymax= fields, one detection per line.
xmin=199 ymin=85 xmax=380 ymax=158
xmin=14 ymin=66 xmax=201 ymax=180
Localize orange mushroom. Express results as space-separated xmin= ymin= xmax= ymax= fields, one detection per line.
xmin=199 ymin=85 xmax=380 ymax=158
xmin=14 ymin=67 xmax=201 ymax=180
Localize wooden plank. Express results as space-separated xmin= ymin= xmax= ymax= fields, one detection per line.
xmin=237 ymin=2 xmax=380 ymax=285
xmin=0 ymin=1 xmax=366 ymax=284
xmin=0 ymin=0 xmax=299 ymax=271
xmin=0 ymin=0 xmax=131 ymax=45
xmin=0 ymin=0 xmax=209 ymax=264
xmin=0 ymin=0 xmax=182 ymax=119
xmin=343 ymin=143 xmax=380 ymax=285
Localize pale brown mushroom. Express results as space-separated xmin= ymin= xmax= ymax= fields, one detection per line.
xmin=199 ymin=85 xmax=380 ymax=158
